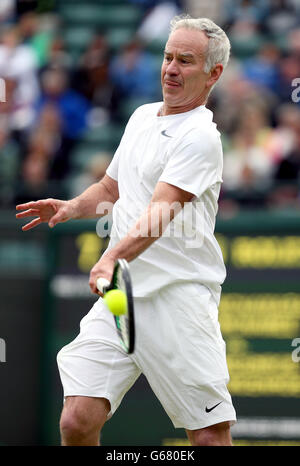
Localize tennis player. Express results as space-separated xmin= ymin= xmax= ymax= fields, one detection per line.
xmin=16 ymin=16 xmax=236 ymax=446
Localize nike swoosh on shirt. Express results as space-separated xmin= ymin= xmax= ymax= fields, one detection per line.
xmin=161 ymin=130 xmax=172 ymax=138
xmin=205 ymin=401 xmax=223 ymax=413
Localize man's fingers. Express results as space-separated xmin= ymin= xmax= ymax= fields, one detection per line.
xmin=16 ymin=199 xmax=62 ymax=231
xmin=22 ymin=217 xmax=42 ymax=231
xmin=16 ymin=202 xmax=34 ymax=211
xmin=16 ymin=199 xmax=55 ymax=212
xmin=89 ymin=276 xmax=102 ymax=296
xmin=48 ymin=212 xmax=63 ymax=228
xmin=89 ymin=281 xmax=98 ymax=295
xmin=16 ymin=201 xmax=42 ymax=211
xmin=16 ymin=209 xmax=40 ymax=219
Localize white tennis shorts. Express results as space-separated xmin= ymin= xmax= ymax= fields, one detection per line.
xmin=57 ymin=282 xmax=236 ymax=430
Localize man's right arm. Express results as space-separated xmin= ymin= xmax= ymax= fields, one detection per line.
xmin=70 ymin=174 xmax=119 ymax=220
xmin=16 ymin=174 xmax=119 ymax=231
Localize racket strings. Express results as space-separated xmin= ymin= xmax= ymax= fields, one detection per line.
xmin=114 ymin=260 xmax=134 ymax=353
xmin=120 ymin=317 xmax=129 ymax=346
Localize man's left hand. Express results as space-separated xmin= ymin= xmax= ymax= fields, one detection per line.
xmin=89 ymin=253 xmax=116 ymax=296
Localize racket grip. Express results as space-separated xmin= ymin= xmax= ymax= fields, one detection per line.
xmin=96 ymin=278 xmax=110 ymax=294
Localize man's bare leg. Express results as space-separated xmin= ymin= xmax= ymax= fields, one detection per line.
xmin=59 ymin=396 xmax=110 ymax=446
xmin=186 ymin=421 xmax=233 ymax=446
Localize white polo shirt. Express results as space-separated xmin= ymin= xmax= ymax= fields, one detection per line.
xmin=106 ymin=102 xmax=226 ymax=305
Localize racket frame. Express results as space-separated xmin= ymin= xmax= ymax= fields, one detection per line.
xmin=102 ymin=259 xmax=135 ymax=354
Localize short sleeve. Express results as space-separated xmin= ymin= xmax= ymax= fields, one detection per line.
xmin=158 ymin=129 xmax=223 ymax=198
xmin=106 ymin=144 xmax=121 ymax=181
xmin=106 ymin=105 xmax=144 ymax=181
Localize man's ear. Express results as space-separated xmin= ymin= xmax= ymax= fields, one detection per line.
xmin=206 ymin=63 xmax=223 ymax=88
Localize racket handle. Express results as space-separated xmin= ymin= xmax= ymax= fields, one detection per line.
xmin=96 ymin=278 xmax=110 ymax=294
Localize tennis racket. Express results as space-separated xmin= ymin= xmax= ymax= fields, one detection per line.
xmin=97 ymin=259 xmax=135 ymax=354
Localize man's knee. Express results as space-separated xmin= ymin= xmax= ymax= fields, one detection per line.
xmin=60 ymin=412 xmax=89 ymax=441
xmin=60 ymin=396 xmax=110 ymax=443
xmin=60 ymin=408 xmax=90 ymax=440
xmin=186 ymin=421 xmax=233 ymax=446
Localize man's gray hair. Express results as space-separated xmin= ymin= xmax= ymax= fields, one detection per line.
xmin=169 ymin=15 xmax=231 ymax=73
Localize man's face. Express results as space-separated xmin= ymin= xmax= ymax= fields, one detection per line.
xmin=161 ymin=28 xmax=221 ymax=114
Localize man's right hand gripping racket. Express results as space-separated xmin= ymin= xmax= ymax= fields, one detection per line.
xmin=97 ymin=259 xmax=135 ymax=354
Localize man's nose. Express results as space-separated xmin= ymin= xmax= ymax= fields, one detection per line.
xmin=166 ymin=59 xmax=179 ymax=75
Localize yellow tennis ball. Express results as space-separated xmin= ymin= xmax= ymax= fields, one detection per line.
xmin=103 ymin=289 xmax=127 ymax=316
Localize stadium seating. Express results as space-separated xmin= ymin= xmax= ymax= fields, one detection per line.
xmin=63 ymin=27 xmax=96 ymax=62
xmin=58 ymin=3 xmax=142 ymax=30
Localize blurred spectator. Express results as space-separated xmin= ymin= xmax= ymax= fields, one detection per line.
xmin=16 ymin=0 xmax=38 ymax=17
xmin=29 ymin=103 xmax=63 ymax=177
xmin=110 ymin=39 xmax=158 ymax=99
xmin=242 ymin=43 xmax=281 ymax=95
xmin=211 ymin=58 xmax=276 ymax=135
xmin=224 ymin=0 xmax=269 ymax=59
xmin=36 ymin=68 xmax=89 ymax=139
xmin=222 ymin=102 xmax=275 ymax=206
xmin=136 ymin=1 xmax=181 ymax=43
xmin=72 ymin=34 xmax=112 ymax=112
xmin=277 ymin=54 xmax=300 ymax=103
xmin=223 ymin=0 xmax=270 ymax=31
xmin=46 ymin=37 xmax=72 ymax=70
xmin=287 ymin=27 xmax=300 ymax=57
xmin=18 ymin=11 xmax=55 ymax=68
xmin=109 ymin=39 xmax=160 ymax=120
xmin=268 ymin=120 xmax=300 ymax=208
xmin=265 ymin=0 xmax=299 ymax=36
xmin=0 ymin=0 xmax=15 ymax=23
xmin=16 ymin=104 xmax=64 ymax=203
xmin=17 ymin=155 xmax=56 ymax=204
xmin=0 ymin=25 xmax=39 ymax=137
xmin=266 ymin=103 xmax=300 ymax=163
xmin=0 ymin=118 xmax=20 ymax=206
xmin=274 ymin=120 xmax=300 ymax=182
xmin=34 ymin=67 xmax=90 ymax=178
xmin=22 ymin=136 xmax=51 ymax=192
xmin=0 ymin=77 xmax=17 ymax=120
